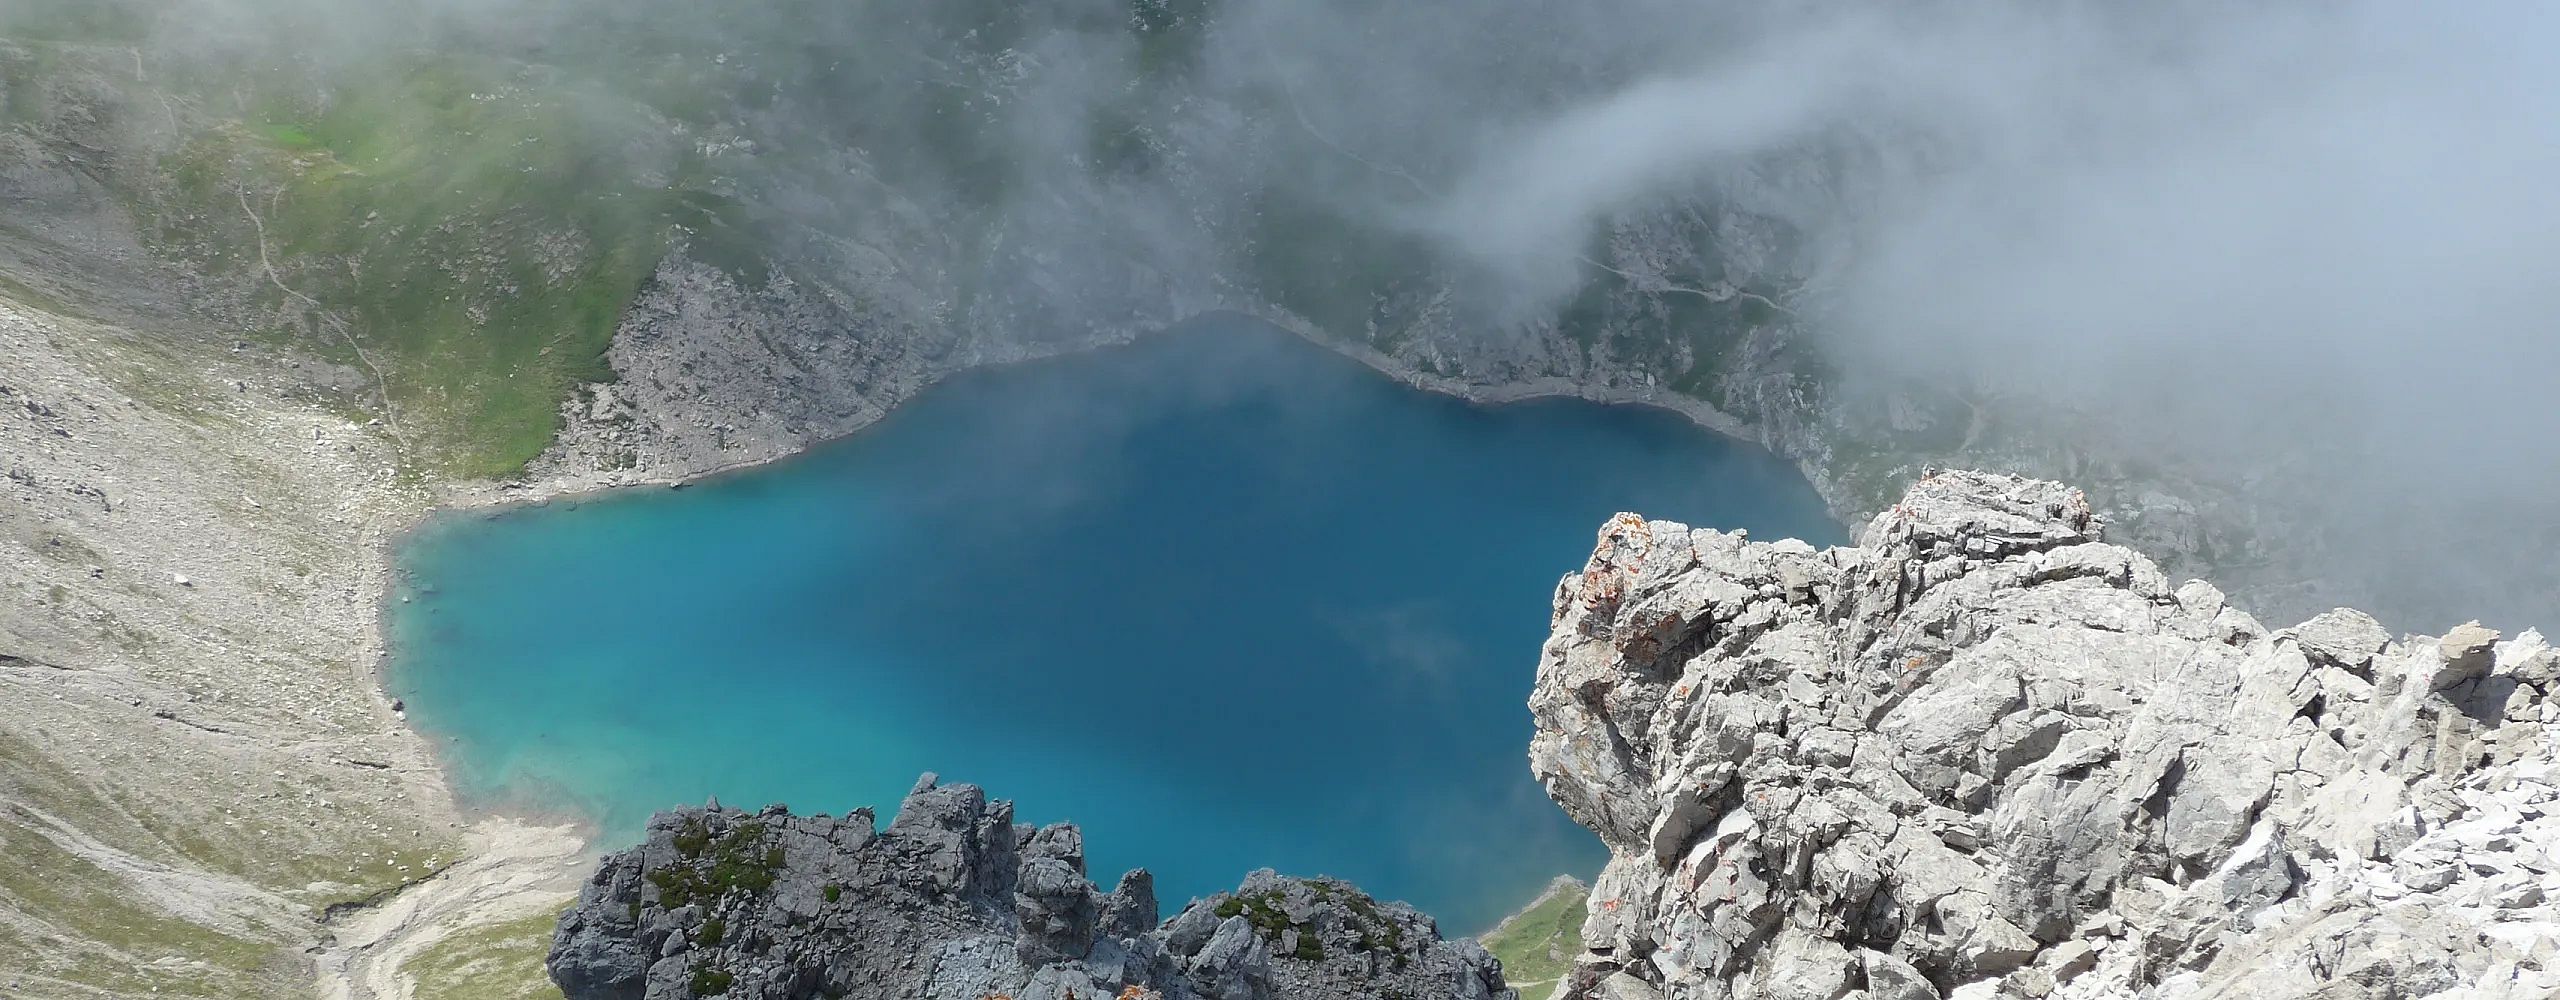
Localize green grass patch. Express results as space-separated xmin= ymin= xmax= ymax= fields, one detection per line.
xmin=1214 ymin=890 xmax=1294 ymax=934
xmin=90 ymin=331 xmax=236 ymax=427
xmin=256 ymin=61 xmax=673 ymax=477
xmin=0 ymin=0 xmax=151 ymax=44
xmin=646 ymin=818 xmax=784 ymax=910
xmin=1215 ymin=878 xmax=1415 ymax=966
xmin=254 ymin=120 xmax=322 ymax=150
xmin=1244 ymin=189 xmax=1440 ymax=343
xmin=0 ymin=729 xmax=169 ymax=866
xmin=131 ymin=54 xmax=743 ymax=478
xmin=5 ymin=722 xmax=465 ymax=902
xmin=5 ymin=727 xmax=464 ymax=904
xmin=0 ymin=40 xmax=63 ymax=127
xmin=407 ymin=905 xmax=569 ymax=1000
xmin=1215 ymin=889 xmax=1325 ymax=960
xmin=0 ymin=816 xmax=284 ymax=997
xmin=292 ymin=841 xmax=458 ymax=910
xmin=0 ymin=269 xmax=87 ymax=322
xmin=1480 ymin=879 xmax=1587 ymax=990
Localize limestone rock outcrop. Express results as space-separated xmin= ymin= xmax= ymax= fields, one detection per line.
xmin=1532 ymin=470 xmax=2559 ymax=1000
xmin=548 ymin=774 xmax=1513 ymax=1000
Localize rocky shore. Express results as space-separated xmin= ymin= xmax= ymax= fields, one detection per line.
xmin=518 ymin=252 xmax=1770 ymax=514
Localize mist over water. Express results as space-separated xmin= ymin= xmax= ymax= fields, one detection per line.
xmin=108 ymin=0 xmax=2560 ymax=624
xmin=387 ymin=320 xmax=1842 ymax=930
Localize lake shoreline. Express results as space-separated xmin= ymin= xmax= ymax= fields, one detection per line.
xmin=357 ymin=310 xmax=1847 ymax=983
xmin=427 ymin=307 xmax=1830 ymax=519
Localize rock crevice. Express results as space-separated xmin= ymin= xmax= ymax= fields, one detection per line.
xmin=1532 ymin=471 xmax=2558 ymax=1000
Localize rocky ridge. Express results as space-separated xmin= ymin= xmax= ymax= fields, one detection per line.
xmin=548 ymin=774 xmax=1513 ymax=1000
xmin=1531 ymin=470 xmax=2559 ymax=999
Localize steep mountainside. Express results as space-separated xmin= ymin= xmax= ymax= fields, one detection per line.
xmin=1532 ymin=471 xmax=2558 ymax=999
xmin=7 ymin=0 xmax=2537 ymax=628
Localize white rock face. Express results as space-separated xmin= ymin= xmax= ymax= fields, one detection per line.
xmin=1530 ymin=471 xmax=2558 ymax=1000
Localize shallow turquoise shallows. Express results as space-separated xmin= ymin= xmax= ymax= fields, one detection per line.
xmin=387 ymin=318 xmax=1843 ymax=933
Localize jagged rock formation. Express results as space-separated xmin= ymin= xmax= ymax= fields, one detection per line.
xmin=1532 ymin=471 xmax=2559 ymax=1000
xmin=548 ymin=774 xmax=1513 ymax=1000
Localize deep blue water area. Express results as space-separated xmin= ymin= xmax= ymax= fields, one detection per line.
xmin=387 ymin=317 xmax=1842 ymax=932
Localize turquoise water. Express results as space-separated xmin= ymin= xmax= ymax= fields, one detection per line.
xmin=388 ymin=318 xmax=1841 ymax=932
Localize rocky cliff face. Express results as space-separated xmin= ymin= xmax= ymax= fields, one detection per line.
xmin=548 ymin=774 xmax=1513 ymax=1000
xmin=1531 ymin=471 xmax=2559 ymax=999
